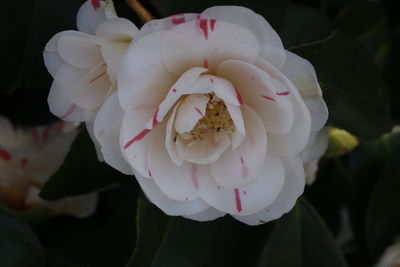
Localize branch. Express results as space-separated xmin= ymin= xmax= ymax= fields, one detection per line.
xmin=125 ymin=0 xmax=154 ymax=23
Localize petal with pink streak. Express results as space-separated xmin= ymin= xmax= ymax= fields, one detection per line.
xmin=211 ymin=106 xmax=267 ymax=189
xmin=162 ymin=19 xmax=259 ymax=75
xmin=201 ymin=153 xmax=284 ymax=216
xmin=233 ymin=156 xmax=305 ymax=225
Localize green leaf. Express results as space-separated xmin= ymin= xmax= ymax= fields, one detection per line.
xmin=365 ymin=132 xmax=400 ymax=256
xmin=0 ymin=209 xmax=45 ymax=267
xmin=89 ymin=179 xmax=138 ymax=267
xmin=335 ymin=2 xmax=391 ymax=67
xmin=127 ymin=195 xmax=272 ymax=267
xmin=1 ymin=0 xmax=84 ymax=94
xmin=291 ymin=31 xmax=393 ymax=140
xmin=40 ymin=129 xmax=124 ymax=200
xmin=258 ymin=198 xmax=347 ymax=267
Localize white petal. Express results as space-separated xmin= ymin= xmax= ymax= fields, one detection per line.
xmin=183 ymin=207 xmax=225 ymax=222
xmin=118 ymin=30 xmax=177 ymax=109
xmin=162 ymin=19 xmax=259 ymax=74
xmin=211 ymin=106 xmax=267 ymax=188
xmin=201 ymin=6 xmax=286 ymax=69
xmin=51 ymin=193 xmax=98 ymax=218
xmin=99 ymin=42 xmax=129 ymax=81
xmin=146 ymin=67 xmax=208 ymax=129
xmin=84 ymin=109 xmax=103 ymax=162
xmin=281 ymin=51 xmax=322 ymax=98
xmin=233 ymin=156 xmax=305 ymax=225
xmin=165 ymin=103 xmax=184 ymax=166
xmin=148 ymin=125 xmax=212 ymax=201
xmin=120 ymin=94 xmax=163 ymax=178
xmin=57 ymin=35 xmax=103 ymax=69
xmin=48 ymin=64 xmax=88 ymax=122
xmin=136 ymin=174 xmax=209 ymax=216
xmin=256 ymin=58 xmax=311 ymax=156
xmin=43 ymin=51 xmax=63 ymax=78
xmin=44 ymin=30 xmax=92 ymax=52
xmin=73 ymin=62 xmax=112 ymax=110
xmin=95 ymin=17 xmax=138 ymax=41
xmin=175 ymin=94 xmax=209 ymax=134
xmin=176 ymin=132 xmax=231 ymax=165
xmin=201 ymin=154 xmax=284 ymax=216
xmin=133 ymin=14 xmax=198 ymax=41
xmin=76 ymin=0 xmax=117 ymax=35
xmin=94 ymin=92 xmax=133 ymax=174
xmin=303 ymin=96 xmax=328 ymax=133
xmin=301 ymin=127 xmax=328 ymax=163
xmin=217 ymin=60 xmax=294 ymax=134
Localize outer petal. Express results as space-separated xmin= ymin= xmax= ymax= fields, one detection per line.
xmin=256 ymin=58 xmax=311 ymax=156
xmin=48 ymin=64 xmax=87 ymax=122
xmin=183 ymin=207 xmax=226 ymax=222
xmin=133 ymin=14 xmax=198 ymax=41
xmin=162 ymin=19 xmax=259 ymax=74
xmin=301 ymin=127 xmax=328 ymax=163
xmin=201 ymin=154 xmax=284 ymax=216
xmin=94 ymin=92 xmax=133 ymax=174
xmin=73 ymin=62 xmax=112 ymax=110
xmin=148 ymin=125 xmax=212 ymax=201
xmin=57 ymin=35 xmax=103 ymax=69
xmin=76 ymin=0 xmax=117 ymax=35
xmin=118 ymin=31 xmax=177 ymax=109
xmin=201 ymin=6 xmax=286 ymax=69
xmin=233 ymin=156 xmax=305 ymax=225
xmin=95 ymin=17 xmax=138 ymax=41
xmin=211 ymin=106 xmax=267 ymax=189
xmin=100 ymin=42 xmax=129 ymax=81
xmin=136 ymin=174 xmax=209 ymax=216
xmin=303 ymin=96 xmax=328 ymax=133
xmin=281 ymin=51 xmax=322 ymax=98
xmin=217 ymin=60 xmax=294 ymax=134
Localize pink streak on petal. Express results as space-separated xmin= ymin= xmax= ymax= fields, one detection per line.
xmin=0 ymin=148 xmax=11 ymax=161
xmin=191 ymin=164 xmax=200 ymax=190
xmin=234 ymin=188 xmax=242 ymax=212
xmin=91 ymin=0 xmax=101 ymax=10
xmin=148 ymin=170 xmax=152 ymax=177
xmin=20 ymin=157 xmax=28 ymax=167
xmin=172 ymin=15 xmax=186 ymax=25
xmin=244 ymin=190 xmax=247 ymax=195
xmin=261 ymin=95 xmax=276 ymax=102
xmin=195 ymin=108 xmax=204 ymax=117
xmin=240 ymin=156 xmax=249 ymax=178
xmin=210 ymin=78 xmax=214 ymax=84
xmin=53 ymin=121 xmax=66 ymax=130
xmin=60 ymin=104 xmax=77 ymax=120
xmin=203 ymin=58 xmax=208 ymax=68
xmin=172 ymin=88 xmax=177 ymax=93
xmin=199 ymin=19 xmax=209 ymax=40
xmin=152 ymin=108 xmax=159 ymax=127
xmin=210 ymin=19 xmax=216 ymax=31
xmin=89 ymin=71 xmax=107 ymax=84
xmin=234 ymin=88 xmax=245 ymax=105
xmin=277 ymin=91 xmax=290 ymax=96
xmin=123 ymin=129 xmax=151 ymax=150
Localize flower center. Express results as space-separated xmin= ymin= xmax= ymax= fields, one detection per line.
xmin=179 ymin=93 xmax=234 ymax=142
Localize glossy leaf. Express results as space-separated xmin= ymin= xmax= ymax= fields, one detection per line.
xmin=292 ymin=31 xmax=393 ymax=140
xmin=0 ymin=210 xmax=45 ymax=267
xmin=258 ymin=198 xmax=347 ymax=267
xmin=365 ymin=133 xmax=400 ymax=256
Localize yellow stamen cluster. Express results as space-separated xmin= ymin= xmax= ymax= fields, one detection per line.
xmin=178 ymin=93 xmax=234 ymax=143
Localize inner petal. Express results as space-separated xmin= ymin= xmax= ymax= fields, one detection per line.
xmin=175 ymin=94 xmax=209 ymax=134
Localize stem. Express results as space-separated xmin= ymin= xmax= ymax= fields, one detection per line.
xmin=125 ymin=0 xmax=154 ymax=23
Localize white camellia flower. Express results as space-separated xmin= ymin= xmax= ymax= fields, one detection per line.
xmin=43 ymin=0 xmax=138 ymax=124
xmin=0 ymin=116 xmax=97 ymax=219
xmin=94 ymin=6 xmax=328 ymax=225
xmin=375 ymin=240 xmax=400 ymax=267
